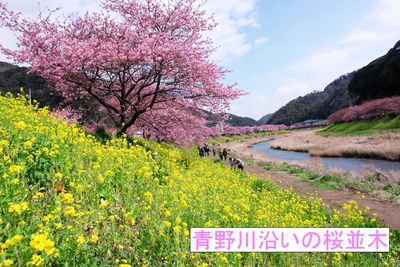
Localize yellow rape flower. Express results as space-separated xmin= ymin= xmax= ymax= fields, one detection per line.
xmin=8 ymin=164 xmax=24 ymax=176
xmin=143 ymin=171 xmax=152 ymax=178
xmin=24 ymin=140 xmax=33 ymax=150
xmin=28 ymin=254 xmax=44 ymax=266
xmin=184 ymin=229 xmax=190 ymax=237
xmin=64 ymin=206 xmax=77 ymax=217
xmin=76 ymin=236 xmax=85 ymax=246
xmin=11 ymin=235 xmax=23 ymax=245
xmin=143 ymin=192 xmax=153 ymax=204
xmin=123 ymin=213 xmax=135 ymax=225
xmin=13 ymin=121 xmax=27 ymax=130
xmin=173 ymin=226 xmax=181 ymax=234
xmin=99 ymin=200 xmax=110 ymax=208
xmin=43 ymin=214 xmax=54 ymax=222
xmin=33 ymin=192 xmax=44 ymax=201
xmin=8 ymin=201 xmax=29 ymax=215
xmin=30 ymin=233 xmax=56 ymax=255
xmin=163 ymin=221 xmax=171 ymax=228
xmin=1 ymin=235 xmax=23 ymax=249
xmin=97 ymin=174 xmax=105 ymax=184
xmin=2 ymin=259 xmax=13 ymax=267
xmin=0 ymin=140 xmax=9 ymax=147
xmin=61 ymin=193 xmax=74 ymax=204
xmin=90 ymin=234 xmax=99 ymax=244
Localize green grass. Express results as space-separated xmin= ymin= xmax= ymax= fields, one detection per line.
xmin=318 ymin=116 xmax=400 ymax=136
xmin=251 ymin=160 xmax=400 ymax=204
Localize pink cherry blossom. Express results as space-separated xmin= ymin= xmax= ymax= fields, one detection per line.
xmin=0 ymin=0 xmax=243 ymax=144
xmin=328 ymin=97 xmax=400 ymax=123
xmin=221 ymin=124 xmax=288 ymax=136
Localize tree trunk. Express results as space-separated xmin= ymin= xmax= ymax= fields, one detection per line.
xmin=116 ymin=113 xmax=141 ymax=137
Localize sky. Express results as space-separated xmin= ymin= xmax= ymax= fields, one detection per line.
xmin=0 ymin=0 xmax=400 ymax=120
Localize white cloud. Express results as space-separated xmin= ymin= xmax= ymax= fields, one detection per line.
xmin=255 ymin=37 xmax=268 ymax=46
xmin=276 ymin=82 xmax=309 ymax=95
xmin=230 ymin=93 xmax=271 ymax=120
xmin=0 ymin=0 xmax=103 ymax=62
xmin=341 ymin=31 xmax=378 ymax=44
xmin=4 ymin=0 xmax=102 ymax=17
xmin=262 ymin=0 xmax=400 ymax=116
xmin=237 ymin=16 xmax=259 ymax=28
xmin=204 ymin=0 xmax=259 ymax=63
xmin=206 ymin=0 xmax=256 ymax=18
xmin=230 ymin=80 xmax=311 ymax=119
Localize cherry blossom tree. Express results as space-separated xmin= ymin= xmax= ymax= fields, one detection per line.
xmin=0 ymin=0 xmax=243 ymax=143
xmin=222 ymin=124 xmax=288 ymax=136
xmin=328 ymin=96 xmax=400 ymax=123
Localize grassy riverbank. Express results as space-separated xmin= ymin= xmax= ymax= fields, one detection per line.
xmin=252 ymin=160 xmax=400 ymax=204
xmin=319 ymin=116 xmax=400 ymax=136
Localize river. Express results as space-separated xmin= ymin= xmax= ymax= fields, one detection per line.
xmin=251 ymin=141 xmax=400 ymax=174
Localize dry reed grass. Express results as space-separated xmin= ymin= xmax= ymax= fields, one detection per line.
xmin=270 ymin=129 xmax=400 ymax=161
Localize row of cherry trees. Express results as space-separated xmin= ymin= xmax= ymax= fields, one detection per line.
xmin=0 ymin=0 xmax=243 ymax=144
xmin=198 ymin=124 xmax=288 ymax=138
xmin=328 ymin=96 xmax=400 ymax=123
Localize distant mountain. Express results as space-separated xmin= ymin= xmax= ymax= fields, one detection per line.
xmin=205 ymin=111 xmax=258 ymax=127
xmin=267 ymin=73 xmax=354 ymax=125
xmin=257 ymin=113 xmax=274 ymax=125
xmin=348 ymin=40 xmax=400 ymax=104
xmin=226 ymin=113 xmax=258 ymax=126
xmin=266 ymin=40 xmax=400 ymax=125
xmin=0 ymin=62 xmax=18 ymax=72
xmin=0 ymin=62 xmax=62 ymax=108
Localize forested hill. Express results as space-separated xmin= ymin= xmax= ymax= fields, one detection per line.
xmin=348 ymin=40 xmax=400 ymax=104
xmin=267 ymin=40 xmax=400 ymax=125
xmin=267 ymin=73 xmax=354 ymax=125
xmin=205 ymin=111 xmax=258 ymax=127
xmin=0 ymin=62 xmax=61 ymax=108
xmin=226 ymin=113 xmax=258 ymax=126
xmin=257 ymin=113 xmax=274 ymax=125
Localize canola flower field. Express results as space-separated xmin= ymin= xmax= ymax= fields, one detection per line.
xmin=0 ymin=94 xmax=399 ymax=266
